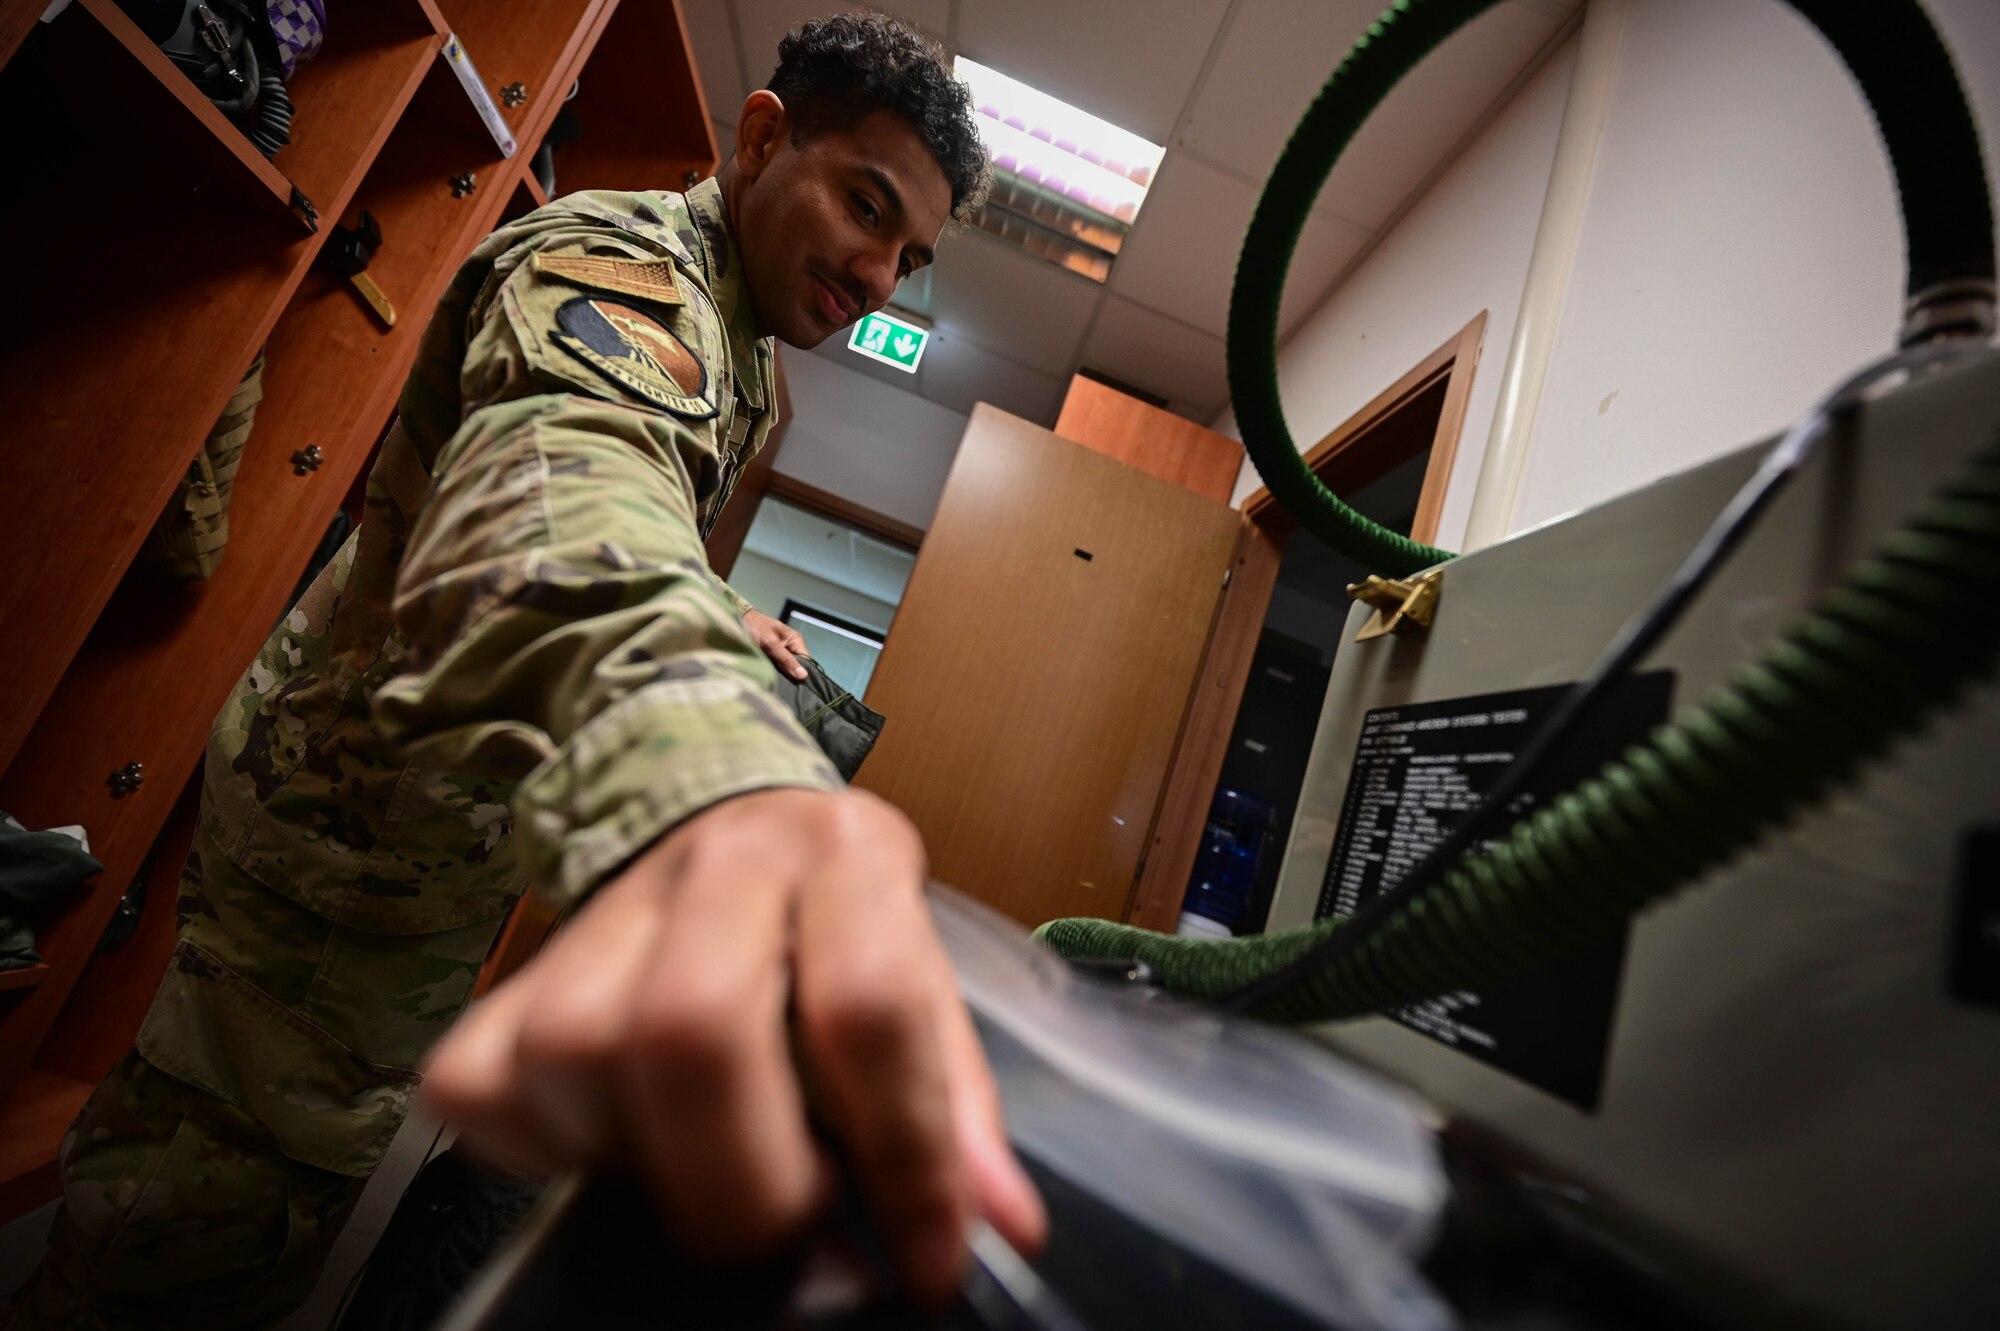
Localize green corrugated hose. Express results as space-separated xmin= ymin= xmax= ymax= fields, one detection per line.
xmin=1035 ymin=0 xmax=1999 ymax=1021
xmin=1222 ymin=0 xmax=1993 ymax=579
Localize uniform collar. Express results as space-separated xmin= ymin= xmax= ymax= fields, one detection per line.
xmin=681 ymin=177 xmax=768 ymax=412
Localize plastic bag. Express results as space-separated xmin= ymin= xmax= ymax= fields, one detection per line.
xmin=931 ymin=887 xmax=1454 ymax=1331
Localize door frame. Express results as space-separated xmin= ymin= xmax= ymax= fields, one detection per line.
xmin=762 ymin=473 xmax=925 ymax=551
xmin=1123 ymin=311 xmax=1487 ymax=931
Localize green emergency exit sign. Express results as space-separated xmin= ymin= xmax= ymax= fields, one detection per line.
xmin=847 ymin=310 xmax=929 ymax=373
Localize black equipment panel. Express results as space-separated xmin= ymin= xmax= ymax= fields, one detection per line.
xmin=1316 ymin=674 xmax=1675 ymax=1109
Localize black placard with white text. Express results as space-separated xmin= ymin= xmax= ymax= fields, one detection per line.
xmin=1316 ymin=674 xmax=1674 ymax=1109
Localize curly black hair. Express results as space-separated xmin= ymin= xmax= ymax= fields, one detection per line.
xmin=766 ymin=12 xmax=991 ymax=223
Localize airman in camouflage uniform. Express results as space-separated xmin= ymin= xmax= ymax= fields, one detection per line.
xmin=12 ymin=14 xmax=1049 ymax=1325
xmin=13 ymin=178 xmax=842 ymax=1329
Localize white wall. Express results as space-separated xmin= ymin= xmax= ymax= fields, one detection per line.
xmin=1513 ymin=0 xmax=2000 ymax=532
xmin=1230 ymin=0 xmax=2000 ymax=542
xmin=726 ymin=551 xmax=899 ymax=633
xmin=1219 ymin=38 xmax=1581 ymax=545
xmin=773 ymin=350 xmax=969 ymax=532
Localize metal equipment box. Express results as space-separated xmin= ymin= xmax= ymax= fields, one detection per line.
xmin=1266 ymin=348 xmax=2000 ymax=1330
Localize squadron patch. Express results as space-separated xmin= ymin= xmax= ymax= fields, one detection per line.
xmin=551 ymin=297 xmax=717 ymax=419
xmin=532 ymin=252 xmax=683 ymax=307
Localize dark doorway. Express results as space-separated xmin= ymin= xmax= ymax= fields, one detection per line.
xmin=1190 ymin=449 xmax=1434 ymax=935
xmin=1131 ymin=311 xmax=1487 ymax=934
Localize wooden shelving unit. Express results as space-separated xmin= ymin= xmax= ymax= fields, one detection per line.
xmin=0 ymin=968 xmax=49 ymax=995
xmin=0 ymin=0 xmax=717 ymax=1221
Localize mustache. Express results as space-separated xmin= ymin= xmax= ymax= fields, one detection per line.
xmin=813 ymin=263 xmax=867 ymax=318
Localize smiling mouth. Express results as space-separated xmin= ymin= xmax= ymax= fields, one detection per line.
xmin=813 ymin=274 xmax=856 ymax=326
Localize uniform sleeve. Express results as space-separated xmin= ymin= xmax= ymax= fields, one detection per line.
xmin=372 ymin=230 xmax=840 ymax=908
xmin=717 ymin=579 xmax=757 ymax=619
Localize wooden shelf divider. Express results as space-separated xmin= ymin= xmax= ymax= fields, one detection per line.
xmin=0 ymin=0 xmax=41 ymax=72
xmin=0 ymin=59 xmax=520 ymax=1101
xmin=73 ymin=0 xmax=305 ymax=224
xmin=0 ymin=0 xmax=721 ymax=1224
xmin=521 ymin=168 xmax=551 ymax=209
xmin=0 ymin=966 xmax=49 ymax=995
xmin=254 ymin=0 xmax=446 ymax=230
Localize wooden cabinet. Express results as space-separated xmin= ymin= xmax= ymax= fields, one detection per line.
xmin=857 ymin=406 xmax=1241 ymax=927
xmin=1053 ymin=373 xmax=1245 ymax=504
xmin=0 ymin=0 xmax=719 ymax=1220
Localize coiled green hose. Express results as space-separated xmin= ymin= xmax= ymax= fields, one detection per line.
xmin=1224 ymin=0 xmax=1994 ymax=578
xmin=1037 ymin=0 xmax=1999 ymax=1020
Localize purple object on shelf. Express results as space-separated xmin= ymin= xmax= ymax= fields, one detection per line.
xmin=265 ymin=0 xmax=326 ymax=77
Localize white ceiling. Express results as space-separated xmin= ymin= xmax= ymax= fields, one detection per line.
xmin=685 ymin=0 xmax=1579 ymax=425
xmin=742 ymin=494 xmax=919 ymax=604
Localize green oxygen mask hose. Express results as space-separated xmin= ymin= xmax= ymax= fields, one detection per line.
xmin=1035 ymin=0 xmax=1999 ymax=1022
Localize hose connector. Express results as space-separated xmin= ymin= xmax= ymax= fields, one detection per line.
xmin=1902 ymin=278 xmax=1997 ymax=347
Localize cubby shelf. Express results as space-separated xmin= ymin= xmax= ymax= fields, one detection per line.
xmin=73 ymin=0 xmax=305 ymax=221
xmin=0 ymin=0 xmax=720 ymax=1222
xmin=0 ymin=967 xmax=49 ymax=995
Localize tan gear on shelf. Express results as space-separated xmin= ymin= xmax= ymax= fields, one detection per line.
xmin=134 ymin=353 xmax=266 ymax=581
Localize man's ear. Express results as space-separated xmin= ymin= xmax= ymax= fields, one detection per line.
xmin=734 ymin=90 xmax=789 ymax=180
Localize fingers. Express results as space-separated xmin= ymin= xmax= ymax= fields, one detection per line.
xmin=424 ymin=814 xmax=837 ymax=1261
xmin=425 ymin=788 xmax=1018 ymax=1305
xmin=743 ymin=609 xmax=810 ymax=680
xmin=794 ymin=812 xmax=969 ymax=1305
xmin=420 ymin=963 xmax=569 ymax=1180
xmin=501 ymin=882 xmax=670 ymax=1161
xmin=424 ymin=874 xmax=679 ymax=1176
xmin=622 ymin=829 xmax=831 ymax=1255
xmin=926 ymin=947 xmax=1048 ymax=1256
xmin=766 ymin=637 xmax=809 ymax=681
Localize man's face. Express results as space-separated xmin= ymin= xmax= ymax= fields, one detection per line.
xmin=731 ymin=102 xmax=954 ymax=349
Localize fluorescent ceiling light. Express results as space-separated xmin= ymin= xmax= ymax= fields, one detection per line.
xmin=956 ymin=56 xmax=1163 ymax=281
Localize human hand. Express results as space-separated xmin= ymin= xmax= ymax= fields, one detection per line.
xmin=743 ymin=607 xmax=810 ymax=681
xmin=421 ymin=787 xmax=1046 ymax=1304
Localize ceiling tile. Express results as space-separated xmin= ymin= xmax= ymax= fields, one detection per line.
xmin=1109 ymin=153 xmax=1369 ymax=335
xmin=732 ymin=0 xmax=954 ymax=89
xmin=745 ymin=496 xmax=915 ymax=603
xmin=927 ymin=231 xmax=1102 ymax=375
xmin=920 ymin=335 xmax=1066 ymax=425
xmin=685 ymin=2 xmax=747 ymax=121
xmin=1080 ymin=296 xmax=1230 ymax=416
xmin=1180 ymin=2 xmax=1563 ymax=233
xmin=954 ymin=0 xmax=1233 ymax=145
xmin=802 ymin=331 xmax=925 ymax=398
xmin=1177 ymin=0 xmax=1384 ymax=185
xmin=797 ymin=292 xmax=1062 ymax=426
xmin=1321 ymin=2 xmax=1562 ymax=230
xmin=850 ymin=538 xmax=918 ymax=604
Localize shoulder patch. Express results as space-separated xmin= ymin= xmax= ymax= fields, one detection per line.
xmin=551 ymin=297 xmax=717 ymax=420
xmin=532 ymin=252 xmax=684 ymax=307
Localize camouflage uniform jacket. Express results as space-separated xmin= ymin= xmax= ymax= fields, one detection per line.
xmin=136 ymin=180 xmax=842 ymax=1178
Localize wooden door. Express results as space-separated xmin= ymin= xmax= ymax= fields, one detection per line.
xmin=857 ymin=406 xmax=1240 ymax=927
